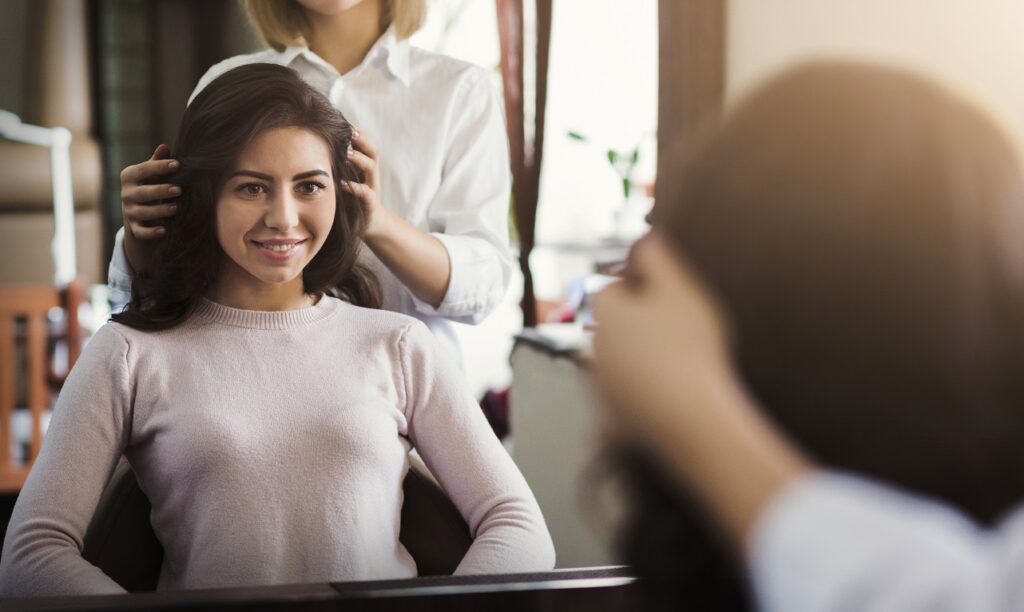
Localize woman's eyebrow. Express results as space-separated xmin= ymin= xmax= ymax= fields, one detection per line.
xmin=227 ymin=169 xmax=329 ymax=181
xmin=292 ymin=170 xmax=330 ymax=181
xmin=229 ymin=170 xmax=274 ymax=181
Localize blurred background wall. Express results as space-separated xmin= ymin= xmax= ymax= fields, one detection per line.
xmin=0 ymin=0 xmax=259 ymax=286
xmin=728 ymin=0 xmax=1024 ymax=143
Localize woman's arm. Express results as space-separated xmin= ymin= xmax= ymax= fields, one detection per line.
xmin=397 ymin=321 xmax=555 ymax=573
xmin=345 ymin=71 xmax=513 ymax=323
xmin=0 ymin=326 xmax=134 ymax=596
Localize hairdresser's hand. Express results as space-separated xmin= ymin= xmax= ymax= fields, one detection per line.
xmin=591 ymin=233 xmax=731 ymax=445
xmin=120 ymin=144 xmax=181 ymax=272
xmin=342 ymin=129 xmax=386 ymax=238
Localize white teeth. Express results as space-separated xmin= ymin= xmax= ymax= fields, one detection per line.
xmin=259 ymin=243 xmax=297 ymax=252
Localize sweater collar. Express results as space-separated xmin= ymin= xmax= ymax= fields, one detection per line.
xmin=193 ymin=295 xmax=341 ymax=330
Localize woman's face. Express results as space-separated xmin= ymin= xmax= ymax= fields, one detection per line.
xmin=215 ymin=127 xmax=336 ymax=297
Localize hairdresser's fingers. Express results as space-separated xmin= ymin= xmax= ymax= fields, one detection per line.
xmin=151 ymin=143 xmax=171 ymax=161
xmin=121 ymin=183 xmax=182 ymax=207
xmin=120 ymin=147 xmax=179 ymax=188
xmin=346 ymin=149 xmax=379 ymax=188
xmin=340 ymin=179 xmax=375 ymax=204
xmin=124 ymin=202 xmax=178 ymax=223
xmin=127 ymin=221 xmax=167 ymax=240
xmin=351 ymin=128 xmax=379 ymax=161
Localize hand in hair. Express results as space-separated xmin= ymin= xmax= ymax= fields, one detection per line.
xmin=340 ymin=127 xmax=453 ymax=309
xmin=119 ymin=144 xmax=181 ymax=272
xmin=341 ymin=129 xmax=384 ymax=238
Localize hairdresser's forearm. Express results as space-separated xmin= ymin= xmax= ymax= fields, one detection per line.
xmin=650 ymin=371 xmax=812 ymax=551
xmin=363 ymin=207 xmax=451 ymax=308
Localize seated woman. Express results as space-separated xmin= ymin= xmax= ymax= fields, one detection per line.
xmin=601 ymin=61 xmax=1024 ymax=610
xmin=0 ymin=63 xmax=554 ymax=597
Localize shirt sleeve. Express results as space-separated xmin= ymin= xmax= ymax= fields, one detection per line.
xmin=106 ymin=226 xmax=132 ymax=314
xmin=397 ymin=321 xmax=555 ymax=573
xmin=749 ymin=471 xmax=1024 ymax=612
xmin=414 ymin=69 xmax=514 ymax=325
xmin=0 ymin=325 xmax=134 ymax=597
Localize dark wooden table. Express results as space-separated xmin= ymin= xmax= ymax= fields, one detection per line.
xmin=1 ymin=566 xmax=644 ymax=611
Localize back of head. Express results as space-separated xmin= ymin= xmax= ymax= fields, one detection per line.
xmin=113 ymin=63 xmax=379 ymax=331
xmin=621 ymin=61 xmax=1024 ymax=609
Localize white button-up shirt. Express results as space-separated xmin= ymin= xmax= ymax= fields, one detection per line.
xmin=109 ymin=26 xmax=513 ymax=363
xmin=750 ymin=471 xmax=1024 ymax=612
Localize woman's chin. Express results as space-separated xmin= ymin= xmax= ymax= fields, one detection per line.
xmin=246 ymin=267 xmax=306 ymax=288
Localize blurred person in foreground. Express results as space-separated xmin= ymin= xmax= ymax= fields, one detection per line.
xmin=594 ymin=61 xmax=1024 ymax=612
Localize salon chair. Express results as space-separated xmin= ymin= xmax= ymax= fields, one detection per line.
xmin=82 ymin=456 xmax=473 ymax=592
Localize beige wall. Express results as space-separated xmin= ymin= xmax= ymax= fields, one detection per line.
xmin=727 ymin=0 xmax=1024 ymax=143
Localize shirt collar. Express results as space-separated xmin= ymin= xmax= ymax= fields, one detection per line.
xmin=279 ymin=24 xmax=411 ymax=87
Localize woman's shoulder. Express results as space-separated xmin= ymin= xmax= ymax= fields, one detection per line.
xmin=326 ymin=297 xmax=423 ymax=334
xmin=97 ymin=319 xmax=178 ymax=349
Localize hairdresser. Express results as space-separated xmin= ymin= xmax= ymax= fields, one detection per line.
xmin=111 ymin=0 xmax=511 ymax=363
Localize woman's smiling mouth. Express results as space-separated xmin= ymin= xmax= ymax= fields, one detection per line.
xmin=251 ymin=239 xmax=307 ymax=261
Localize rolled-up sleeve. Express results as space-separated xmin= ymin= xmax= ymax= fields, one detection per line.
xmin=748 ymin=471 xmax=1024 ymax=612
xmin=416 ymin=71 xmax=513 ymax=324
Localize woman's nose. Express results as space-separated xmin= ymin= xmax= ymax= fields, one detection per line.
xmin=263 ymin=191 xmax=299 ymax=231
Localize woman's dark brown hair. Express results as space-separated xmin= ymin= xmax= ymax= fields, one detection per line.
xmin=618 ymin=61 xmax=1024 ymax=610
xmin=113 ymin=63 xmax=380 ymax=331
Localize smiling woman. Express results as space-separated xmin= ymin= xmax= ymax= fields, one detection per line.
xmin=113 ymin=63 xmax=379 ymax=330
xmin=0 ymin=63 xmax=554 ymax=596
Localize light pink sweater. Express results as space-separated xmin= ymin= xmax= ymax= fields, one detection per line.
xmin=0 ymin=297 xmax=554 ymax=596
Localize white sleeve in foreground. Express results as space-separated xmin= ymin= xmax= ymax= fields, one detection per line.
xmin=749 ymin=471 xmax=1024 ymax=612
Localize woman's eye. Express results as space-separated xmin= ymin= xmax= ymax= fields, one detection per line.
xmin=237 ymin=183 xmax=267 ymax=199
xmin=297 ymin=181 xmax=327 ymax=196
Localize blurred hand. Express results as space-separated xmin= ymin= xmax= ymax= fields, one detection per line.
xmin=342 ymin=129 xmax=385 ymax=238
xmin=591 ymin=233 xmax=732 ymax=445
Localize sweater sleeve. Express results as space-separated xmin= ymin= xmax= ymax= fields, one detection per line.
xmin=398 ymin=321 xmax=555 ymax=574
xmin=0 ymin=325 xmax=134 ymax=596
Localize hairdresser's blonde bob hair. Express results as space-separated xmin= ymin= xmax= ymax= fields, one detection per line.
xmin=243 ymin=0 xmax=426 ymax=51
